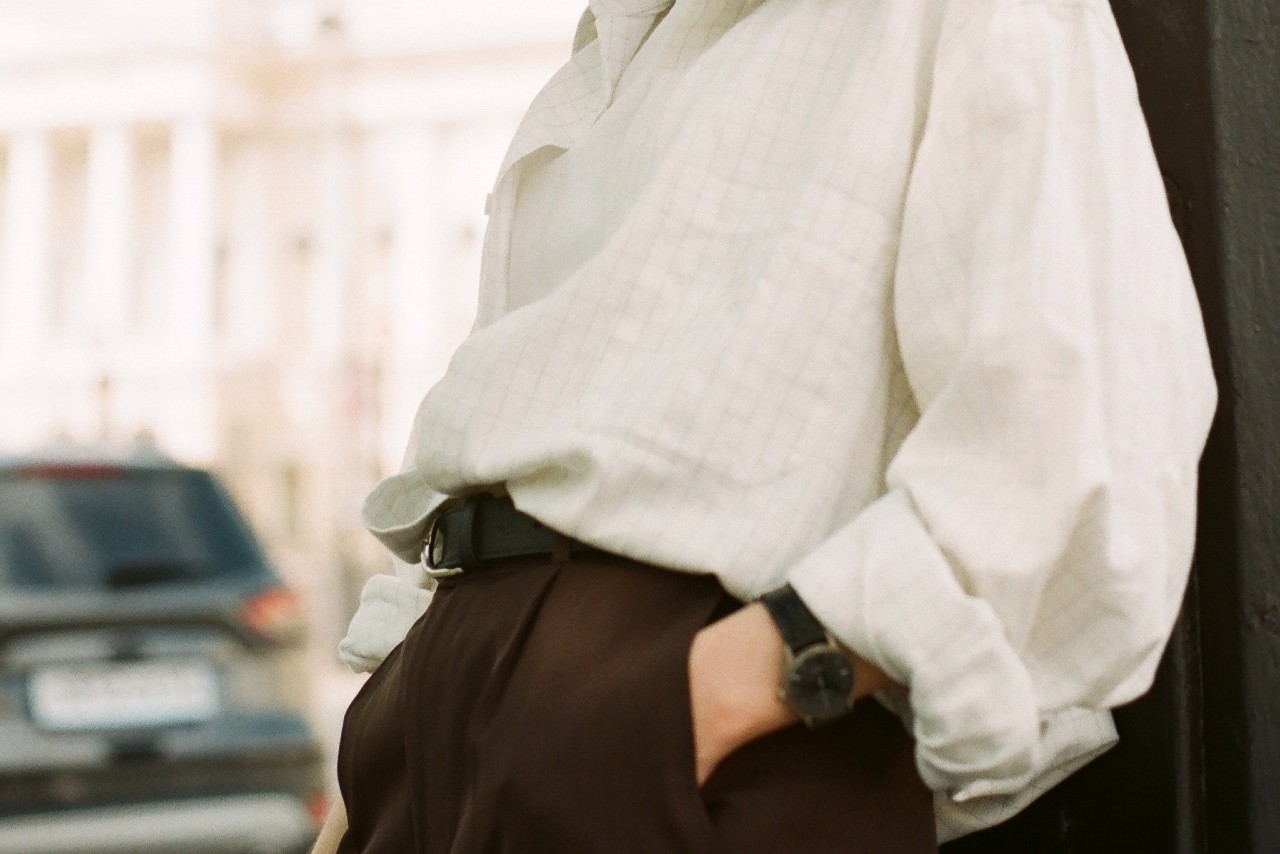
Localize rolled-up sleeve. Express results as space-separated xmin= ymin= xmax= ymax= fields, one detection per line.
xmin=788 ymin=0 xmax=1216 ymax=811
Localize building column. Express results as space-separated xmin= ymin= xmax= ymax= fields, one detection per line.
xmin=1 ymin=131 xmax=52 ymax=358
xmin=310 ymin=129 xmax=354 ymax=362
xmin=84 ymin=125 xmax=135 ymax=341
xmin=224 ymin=143 xmax=273 ymax=355
xmin=383 ymin=125 xmax=444 ymax=471
xmin=167 ymin=118 xmax=217 ymax=355
xmin=160 ymin=119 xmax=219 ymax=460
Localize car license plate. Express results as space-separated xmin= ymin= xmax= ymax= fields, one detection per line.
xmin=28 ymin=660 xmax=220 ymax=731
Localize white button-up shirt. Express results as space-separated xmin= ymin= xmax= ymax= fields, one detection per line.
xmin=342 ymin=0 xmax=1218 ymax=840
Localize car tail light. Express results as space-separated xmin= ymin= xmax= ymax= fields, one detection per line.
xmin=21 ymin=463 xmax=122 ymax=479
xmin=241 ymin=586 xmax=306 ymax=645
xmin=308 ymin=791 xmax=332 ymax=829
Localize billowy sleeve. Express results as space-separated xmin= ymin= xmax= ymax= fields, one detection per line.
xmin=787 ymin=0 xmax=1216 ymax=827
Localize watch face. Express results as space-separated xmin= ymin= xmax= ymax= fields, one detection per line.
xmin=784 ymin=646 xmax=855 ymax=725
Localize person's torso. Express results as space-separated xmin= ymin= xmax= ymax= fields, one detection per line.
xmin=394 ymin=0 xmax=954 ymax=594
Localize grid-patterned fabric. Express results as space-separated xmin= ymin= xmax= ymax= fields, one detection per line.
xmin=342 ymin=0 xmax=1218 ymax=841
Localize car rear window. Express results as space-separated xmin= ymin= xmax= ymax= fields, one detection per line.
xmin=0 ymin=467 xmax=272 ymax=589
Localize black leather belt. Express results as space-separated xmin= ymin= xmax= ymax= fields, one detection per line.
xmin=421 ymin=494 xmax=600 ymax=578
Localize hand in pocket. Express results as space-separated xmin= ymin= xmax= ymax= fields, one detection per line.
xmin=686 ymin=603 xmax=799 ymax=785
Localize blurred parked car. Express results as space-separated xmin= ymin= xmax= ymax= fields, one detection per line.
xmin=0 ymin=445 xmax=324 ymax=854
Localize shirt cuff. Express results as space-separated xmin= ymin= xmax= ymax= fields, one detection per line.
xmin=787 ymin=488 xmax=1042 ymax=800
xmin=931 ymin=705 xmax=1118 ymax=842
xmin=337 ymin=571 xmax=433 ymax=674
xmin=360 ymin=470 xmax=451 ymax=564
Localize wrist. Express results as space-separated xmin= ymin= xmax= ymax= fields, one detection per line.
xmin=759 ymin=583 xmax=896 ymax=726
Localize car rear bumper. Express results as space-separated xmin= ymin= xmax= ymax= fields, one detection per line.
xmin=0 ymin=792 xmax=317 ymax=854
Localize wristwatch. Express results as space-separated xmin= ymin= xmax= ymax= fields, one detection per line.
xmin=758 ymin=584 xmax=857 ymax=728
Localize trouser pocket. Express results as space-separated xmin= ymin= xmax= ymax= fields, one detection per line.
xmin=458 ymin=561 xmax=729 ymax=854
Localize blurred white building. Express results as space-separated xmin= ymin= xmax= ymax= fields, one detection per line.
xmin=0 ymin=0 xmax=583 ymax=653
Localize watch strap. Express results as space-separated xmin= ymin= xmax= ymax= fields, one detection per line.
xmin=759 ymin=584 xmax=828 ymax=654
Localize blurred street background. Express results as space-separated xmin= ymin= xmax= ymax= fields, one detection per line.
xmin=0 ymin=0 xmax=583 ymax=793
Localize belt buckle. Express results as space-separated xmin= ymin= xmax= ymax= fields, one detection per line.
xmin=420 ymin=514 xmax=464 ymax=580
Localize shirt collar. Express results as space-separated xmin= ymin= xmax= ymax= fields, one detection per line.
xmin=492 ymin=1 xmax=672 ymax=191
xmin=587 ymin=0 xmax=674 ymax=100
xmin=493 ymin=40 xmax=604 ymax=186
xmin=588 ymin=0 xmax=675 ymax=20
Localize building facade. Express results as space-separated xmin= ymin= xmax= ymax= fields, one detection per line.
xmin=0 ymin=0 xmax=582 ymax=654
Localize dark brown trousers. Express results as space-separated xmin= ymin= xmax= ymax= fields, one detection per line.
xmin=337 ymin=553 xmax=937 ymax=853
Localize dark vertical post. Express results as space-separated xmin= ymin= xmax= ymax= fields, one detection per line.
xmin=1202 ymin=1 xmax=1280 ymax=851
xmin=1108 ymin=4 xmax=1223 ymax=851
xmin=1106 ymin=4 xmax=1221 ymax=854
